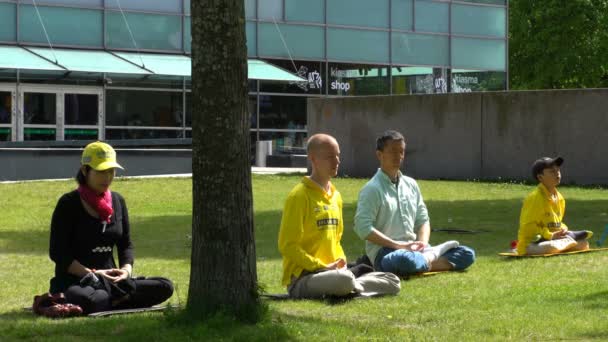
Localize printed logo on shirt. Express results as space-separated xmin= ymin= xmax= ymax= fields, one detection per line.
xmin=546 ymin=222 xmax=561 ymax=229
xmin=92 ymin=246 xmax=112 ymax=253
xmin=317 ymin=218 xmax=339 ymax=229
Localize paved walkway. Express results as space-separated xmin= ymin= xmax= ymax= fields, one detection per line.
xmin=0 ymin=167 xmax=307 ymax=184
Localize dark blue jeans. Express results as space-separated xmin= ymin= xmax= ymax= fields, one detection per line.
xmin=375 ymin=245 xmax=475 ymax=276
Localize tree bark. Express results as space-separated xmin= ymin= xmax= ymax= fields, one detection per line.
xmin=188 ymin=0 xmax=258 ymax=318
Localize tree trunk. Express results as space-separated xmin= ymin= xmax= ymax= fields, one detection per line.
xmin=188 ymin=0 xmax=258 ymax=318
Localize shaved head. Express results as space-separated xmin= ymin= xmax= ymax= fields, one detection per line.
xmin=307 ymin=134 xmax=338 ymax=156
xmin=307 ymin=134 xmax=340 ymax=180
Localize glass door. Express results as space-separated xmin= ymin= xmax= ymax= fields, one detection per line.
xmin=0 ymin=84 xmax=16 ymax=142
xmin=18 ymin=85 xmax=103 ymax=141
xmin=19 ymin=87 xmax=58 ymax=141
xmin=64 ymin=88 xmax=103 ymax=141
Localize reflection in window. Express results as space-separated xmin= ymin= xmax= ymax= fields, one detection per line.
xmin=24 ymin=128 xmax=56 ymax=141
xmin=391 ymin=67 xmax=448 ymax=94
xmin=0 ymin=128 xmax=10 ymax=141
xmin=328 ymin=63 xmax=389 ymax=96
xmin=65 ymin=94 xmax=98 ymax=125
xmin=259 ymin=95 xmax=306 ymax=129
xmin=65 ymin=128 xmax=98 ymax=140
xmin=260 ymin=59 xmax=324 ymax=94
xmin=105 ymin=129 xmax=183 ymax=140
xmin=0 ymin=92 xmax=11 ymax=124
xmin=451 ymin=70 xmax=506 ymax=93
xmin=259 ymin=131 xmax=307 ymax=152
xmin=106 ymin=90 xmax=183 ymax=127
xmin=24 ymin=93 xmax=56 ymax=125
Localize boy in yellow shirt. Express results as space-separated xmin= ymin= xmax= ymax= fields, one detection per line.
xmin=517 ymin=157 xmax=592 ymax=255
xmin=278 ymin=134 xmax=400 ymax=298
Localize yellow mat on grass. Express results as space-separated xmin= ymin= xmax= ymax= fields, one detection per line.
xmin=498 ymin=247 xmax=608 ymax=258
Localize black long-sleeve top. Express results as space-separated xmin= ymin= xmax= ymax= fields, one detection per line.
xmin=49 ymin=190 xmax=134 ymax=293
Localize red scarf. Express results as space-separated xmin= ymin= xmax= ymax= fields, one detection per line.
xmin=77 ymin=185 xmax=113 ymax=224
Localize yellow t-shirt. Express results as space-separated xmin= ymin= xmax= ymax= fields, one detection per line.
xmin=517 ymin=183 xmax=568 ymax=254
xmin=278 ymin=177 xmax=346 ymax=286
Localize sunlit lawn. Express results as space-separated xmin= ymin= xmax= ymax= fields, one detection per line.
xmin=1 ymin=175 xmax=608 ymax=341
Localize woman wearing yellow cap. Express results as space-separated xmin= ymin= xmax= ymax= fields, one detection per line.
xmin=46 ymin=141 xmax=174 ymax=314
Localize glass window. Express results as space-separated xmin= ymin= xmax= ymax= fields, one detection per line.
xmin=391 ymin=0 xmax=412 ymax=31
xmin=452 ymin=37 xmax=506 ymax=71
xmin=65 ymin=128 xmax=98 ymax=140
xmin=259 ymin=23 xmax=324 ymax=59
xmin=328 ymin=63 xmax=389 ymax=96
xmin=106 ymin=11 xmax=182 ymax=51
xmin=259 ymin=95 xmax=306 ymax=130
xmin=258 ymin=0 xmax=282 ymax=21
xmin=249 ymin=95 xmax=257 ymax=129
xmin=184 ymin=16 xmax=191 ymax=52
xmin=185 ymin=0 xmax=190 ymax=14
xmin=0 ymin=128 xmax=10 ymax=142
xmin=246 ymin=0 xmax=256 ymax=19
xmin=106 ymin=90 xmax=183 ymax=127
xmin=0 ymin=92 xmax=11 ymax=124
xmin=451 ymin=70 xmax=506 ymax=92
xmin=285 ymin=0 xmax=324 ymax=23
xmin=458 ymin=0 xmax=505 ymax=5
xmin=185 ymin=94 xmax=256 ymax=128
xmin=20 ymin=0 xmax=102 ymax=7
xmin=327 ymin=28 xmax=389 ymax=64
xmin=24 ymin=128 xmax=56 ymax=141
xmin=105 ymin=128 xmax=183 ymax=140
xmin=327 ymin=0 xmax=389 ymax=28
xmin=391 ymin=66 xmax=432 ymax=94
xmin=415 ymin=0 xmax=448 ymax=33
xmin=259 ymin=131 xmax=307 ymax=152
xmin=65 ymin=94 xmax=98 ymax=125
xmin=0 ymin=2 xmax=16 ymax=42
xmin=19 ymin=5 xmax=103 ymax=47
xmin=260 ymin=59 xmax=325 ymax=95
xmin=392 ymin=32 xmax=449 ymax=66
xmin=105 ymin=0 xmax=182 ymax=13
xmin=24 ymin=93 xmax=56 ymax=125
xmin=246 ymin=21 xmax=256 ymax=56
xmin=107 ymin=75 xmax=184 ymax=89
xmin=452 ymin=4 xmax=506 ymax=38
xmin=394 ymin=67 xmax=448 ymax=94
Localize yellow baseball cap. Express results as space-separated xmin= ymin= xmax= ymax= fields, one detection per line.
xmin=81 ymin=141 xmax=124 ymax=171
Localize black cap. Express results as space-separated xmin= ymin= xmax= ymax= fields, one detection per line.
xmin=531 ymin=156 xmax=564 ymax=180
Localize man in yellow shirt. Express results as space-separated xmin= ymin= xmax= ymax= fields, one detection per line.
xmin=517 ymin=157 xmax=592 ymax=255
xmin=278 ymin=134 xmax=400 ymax=298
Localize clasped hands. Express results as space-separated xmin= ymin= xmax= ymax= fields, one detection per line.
xmin=394 ymin=240 xmax=427 ymax=251
xmin=551 ymin=227 xmax=569 ymax=240
xmin=93 ymin=268 xmax=130 ymax=283
xmin=324 ymin=258 xmax=347 ymax=271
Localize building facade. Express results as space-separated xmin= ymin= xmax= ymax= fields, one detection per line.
xmin=0 ymin=0 xmax=508 ymax=154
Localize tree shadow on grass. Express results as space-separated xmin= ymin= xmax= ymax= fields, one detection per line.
xmin=0 ymin=307 xmax=294 ymax=341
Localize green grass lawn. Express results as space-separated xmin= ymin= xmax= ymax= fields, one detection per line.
xmin=1 ymin=175 xmax=608 ymax=341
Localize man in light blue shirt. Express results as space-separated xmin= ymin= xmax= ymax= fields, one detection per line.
xmin=354 ymin=130 xmax=475 ymax=276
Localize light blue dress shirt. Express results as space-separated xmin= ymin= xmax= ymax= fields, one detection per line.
xmin=354 ymin=168 xmax=430 ymax=263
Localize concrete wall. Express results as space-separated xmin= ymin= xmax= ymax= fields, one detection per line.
xmin=308 ymin=89 xmax=608 ymax=184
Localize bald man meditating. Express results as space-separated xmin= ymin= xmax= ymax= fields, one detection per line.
xmin=278 ymin=133 xmax=400 ymax=299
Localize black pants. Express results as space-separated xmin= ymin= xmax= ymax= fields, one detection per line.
xmin=64 ymin=277 xmax=174 ymax=314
